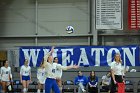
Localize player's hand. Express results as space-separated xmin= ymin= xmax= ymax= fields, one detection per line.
xmin=114 ymin=80 xmax=117 ymax=84
xmin=51 ymin=46 xmax=55 ymax=53
xmin=20 ymin=80 xmax=22 ymax=84
xmin=73 ymin=65 xmax=79 ymax=69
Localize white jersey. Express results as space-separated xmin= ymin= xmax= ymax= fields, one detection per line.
xmin=43 ymin=52 xmax=67 ymax=79
xmin=53 ymin=63 xmax=63 ymax=79
xmin=37 ymin=67 xmax=46 ymax=84
xmin=20 ymin=65 xmax=31 ymax=76
xmin=102 ymin=75 xmax=111 ymax=86
xmin=110 ymin=61 xmax=123 ymax=75
xmin=1 ymin=66 xmax=12 ymax=81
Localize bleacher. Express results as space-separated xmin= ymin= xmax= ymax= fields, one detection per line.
xmin=11 ymin=66 xmax=140 ymax=93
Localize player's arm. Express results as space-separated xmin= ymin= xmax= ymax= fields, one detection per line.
xmin=0 ymin=67 xmax=2 ymax=79
xmin=20 ymin=66 xmax=23 ymax=83
xmin=110 ymin=63 xmax=117 ymax=84
xmin=44 ymin=46 xmax=54 ymax=61
xmin=37 ymin=68 xmax=40 ymax=80
xmin=111 ymin=69 xmax=116 ymax=84
xmin=57 ymin=64 xmax=79 ymax=70
xmin=43 ymin=46 xmax=54 ymax=66
xmin=9 ymin=67 xmax=12 ymax=81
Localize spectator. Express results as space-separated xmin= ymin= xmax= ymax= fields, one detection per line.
xmin=87 ymin=71 xmax=98 ymax=93
xmin=74 ymin=71 xmax=87 ymax=93
xmin=101 ymin=72 xmax=111 ymax=92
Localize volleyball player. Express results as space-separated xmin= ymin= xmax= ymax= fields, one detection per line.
xmin=37 ymin=61 xmax=46 ymax=93
xmin=1 ymin=60 xmax=12 ymax=93
xmin=43 ymin=46 xmax=79 ymax=93
xmin=20 ymin=59 xmax=31 ymax=93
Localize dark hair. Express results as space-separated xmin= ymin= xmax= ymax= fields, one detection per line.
xmin=89 ymin=71 xmax=96 ymax=81
xmin=53 ymin=57 xmax=58 ymax=62
xmin=3 ymin=60 xmax=8 ymax=66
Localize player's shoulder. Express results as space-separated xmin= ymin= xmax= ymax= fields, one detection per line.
xmin=28 ymin=66 xmax=31 ymax=69
xmin=1 ymin=66 xmax=4 ymax=69
xmin=7 ymin=66 xmax=11 ymax=69
xmin=56 ymin=63 xmax=62 ymax=66
xmin=110 ymin=61 xmax=116 ymax=65
xmin=21 ymin=65 xmax=25 ymax=68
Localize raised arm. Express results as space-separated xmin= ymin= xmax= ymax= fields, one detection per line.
xmin=43 ymin=46 xmax=54 ymax=62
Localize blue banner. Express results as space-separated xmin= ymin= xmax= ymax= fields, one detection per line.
xmin=19 ymin=45 xmax=140 ymax=67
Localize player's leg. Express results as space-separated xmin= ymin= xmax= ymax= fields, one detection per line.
xmin=52 ymin=79 xmax=60 ymax=93
xmin=22 ymin=76 xmax=30 ymax=93
xmin=37 ymin=82 xmax=41 ymax=93
xmin=45 ymin=78 xmax=53 ymax=93
xmin=1 ymin=81 xmax=7 ymax=92
xmin=56 ymin=79 xmax=62 ymax=92
xmin=26 ymin=80 xmax=30 ymax=92
xmin=22 ymin=80 xmax=27 ymax=93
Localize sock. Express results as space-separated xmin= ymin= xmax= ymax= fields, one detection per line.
xmin=23 ymin=88 xmax=26 ymax=93
xmin=82 ymin=89 xmax=86 ymax=92
xmin=37 ymin=89 xmax=40 ymax=93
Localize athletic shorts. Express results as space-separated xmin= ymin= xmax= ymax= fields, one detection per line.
xmin=22 ymin=76 xmax=30 ymax=81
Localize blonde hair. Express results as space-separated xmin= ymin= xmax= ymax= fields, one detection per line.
xmin=114 ymin=53 xmax=122 ymax=63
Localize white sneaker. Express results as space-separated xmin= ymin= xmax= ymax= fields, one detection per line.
xmin=82 ymin=89 xmax=86 ymax=92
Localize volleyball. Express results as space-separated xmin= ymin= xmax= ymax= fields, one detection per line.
xmin=66 ymin=25 xmax=74 ymax=34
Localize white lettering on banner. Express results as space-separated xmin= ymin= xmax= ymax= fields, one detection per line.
xmin=20 ymin=46 xmax=138 ymax=67
xmin=43 ymin=49 xmax=58 ymax=57
xmin=107 ymin=48 xmax=120 ymax=66
xmin=91 ymin=48 xmax=105 ymax=66
xmin=22 ymin=49 xmax=40 ymax=67
xmin=43 ymin=49 xmax=50 ymax=56
xmin=52 ymin=49 xmax=59 ymax=58
xmin=61 ymin=49 xmax=74 ymax=66
xmin=78 ymin=48 xmax=89 ymax=66
xmin=122 ymin=47 xmax=136 ymax=66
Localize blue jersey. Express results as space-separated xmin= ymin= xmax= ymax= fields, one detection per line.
xmin=74 ymin=75 xmax=87 ymax=86
xmin=88 ymin=76 xmax=98 ymax=86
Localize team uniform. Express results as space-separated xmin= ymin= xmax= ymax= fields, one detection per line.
xmin=44 ymin=53 xmax=67 ymax=93
xmin=37 ymin=67 xmax=46 ymax=84
xmin=1 ymin=66 xmax=12 ymax=82
xmin=53 ymin=63 xmax=62 ymax=79
xmin=20 ymin=65 xmax=31 ymax=81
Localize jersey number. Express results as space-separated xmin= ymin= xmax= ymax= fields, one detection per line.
xmin=52 ymin=69 xmax=55 ymax=73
